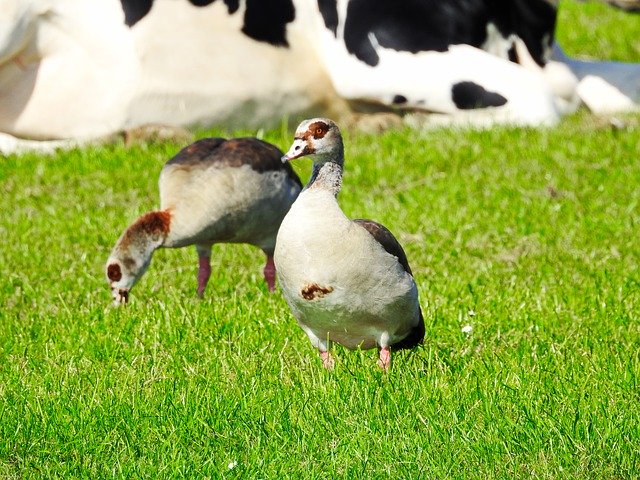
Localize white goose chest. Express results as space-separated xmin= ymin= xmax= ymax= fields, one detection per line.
xmin=274 ymin=188 xmax=419 ymax=349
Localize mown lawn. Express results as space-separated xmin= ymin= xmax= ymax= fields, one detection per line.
xmin=1 ymin=1 xmax=639 ymax=478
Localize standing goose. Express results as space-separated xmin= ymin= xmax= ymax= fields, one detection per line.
xmin=275 ymin=118 xmax=424 ymax=369
xmin=105 ymin=137 xmax=302 ymax=305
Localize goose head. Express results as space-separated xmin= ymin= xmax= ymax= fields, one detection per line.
xmin=281 ymin=118 xmax=344 ymax=165
xmin=104 ymin=210 xmax=170 ymax=305
xmin=105 ymin=255 xmax=151 ymax=306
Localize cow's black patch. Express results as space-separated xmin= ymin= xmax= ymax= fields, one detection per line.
xmin=120 ymin=0 xmax=233 ymax=27
xmin=392 ymin=94 xmax=408 ymax=105
xmin=121 ymin=0 xmax=153 ymax=27
xmin=491 ymin=0 xmax=556 ymax=66
xmin=515 ymin=0 xmax=557 ymax=66
xmin=188 ymin=0 xmax=238 ymax=13
xmin=507 ymin=44 xmax=518 ymax=64
xmin=120 ymin=0 xmax=556 ymax=66
xmin=318 ymin=0 xmax=339 ymax=36
xmin=223 ymin=0 xmax=239 ymax=14
xmin=343 ymin=0 xmax=492 ymax=66
xmin=189 ymin=0 xmax=215 ymax=6
xmin=242 ymin=0 xmax=295 ymax=47
xmin=120 ymin=0 xmax=292 ymax=46
xmin=340 ymin=0 xmax=557 ymax=67
xmin=451 ymin=81 xmax=507 ymax=110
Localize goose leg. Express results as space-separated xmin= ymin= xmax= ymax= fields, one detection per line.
xmin=320 ymin=350 xmax=335 ymax=370
xmin=196 ymin=245 xmax=212 ymax=297
xmin=263 ymin=253 xmax=276 ymax=292
xmin=377 ymin=346 xmax=391 ymax=371
xmin=303 ymin=327 xmax=334 ymax=369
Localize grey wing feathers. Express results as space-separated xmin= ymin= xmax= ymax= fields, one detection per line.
xmin=353 ymin=219 xmax=413 ymax=275
xmin=353 ymin=218 xmax=424 ymax=350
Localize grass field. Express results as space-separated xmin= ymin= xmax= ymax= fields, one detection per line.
xmin=1 ymin=1 xmax=639 ymax=478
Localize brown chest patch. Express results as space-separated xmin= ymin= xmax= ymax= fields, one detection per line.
xmin=301 ymin=283 xmax=334 ymax=300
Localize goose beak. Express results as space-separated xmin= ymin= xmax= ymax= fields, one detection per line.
xmin=281 ymin=139 xmax=310 ymax=163
xmin=111 ymin=287 xmax=129 ymax=306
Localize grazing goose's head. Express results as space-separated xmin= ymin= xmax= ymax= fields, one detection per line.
xmin=105 ymin=211 xmax=170 ymax=305
xmin=105 ymin=259 xmax=132 ymax=306
xmin=281 ymin=118 xmax=343 ymax=165
xmin=105 ymin=254 xmax=151 ymax=306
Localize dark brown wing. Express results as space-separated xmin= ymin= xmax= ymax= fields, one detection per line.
xmin=353 ymin=218 xmax=424 ymax=350
xmin=391 ymin=308 xmax=425 ymax=350
xmin=353 ymin=219 xmax=412 ymax=275
xmin=165 ymin=137 xmax=227 ymax=166
xmin=165 ymin=137 xmax=302 ymax=188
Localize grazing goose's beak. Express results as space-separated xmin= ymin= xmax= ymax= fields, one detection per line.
xmin=111 ymin=287 xmax=129 ymax=306
xmin=281 ymin=138 xmax=311 ymax=163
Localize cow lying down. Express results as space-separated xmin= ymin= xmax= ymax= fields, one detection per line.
xmin=0 ymin=0 xmax=638 ymax=154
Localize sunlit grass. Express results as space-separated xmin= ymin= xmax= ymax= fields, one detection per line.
xmin=1 ymin=1 xmax=639 ymax=478
xmin=2 ymin=110 xmax=639 ymax=477
xmin=557 ymin=0 xmax=640 ymax=61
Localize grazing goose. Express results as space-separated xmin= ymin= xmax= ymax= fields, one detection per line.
xmin=105 ymin=137 xmax=302 ymax=305
xmin=275 ymin=118 xmax=424 ymax=369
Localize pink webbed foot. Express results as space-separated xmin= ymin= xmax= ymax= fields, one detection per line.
xmin=377 ymin=346 xmax=391 ymax=371
xmin=197 ymin=254 xmax=211 ymax=297
xmin=320 ymin=351 xmax=335 ymax=370
xmin=263 ymin=254 xmax=276 ymax=292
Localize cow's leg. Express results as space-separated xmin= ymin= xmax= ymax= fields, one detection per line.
xmin=551 ymin=43 xmax=639 ymax=114
xmin=0 ymin=132 xmax=81 ymax=156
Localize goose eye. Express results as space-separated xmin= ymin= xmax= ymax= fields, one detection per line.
xmin=316 ymin=128 xmax=323 ymax=135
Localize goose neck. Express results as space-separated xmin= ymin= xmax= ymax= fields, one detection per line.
xmin=306 ymin=161 xmax=343 ymax=196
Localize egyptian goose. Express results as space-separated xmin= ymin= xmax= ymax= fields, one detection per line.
xmin=105 ymin=137 xmax=302 ymax=305
xmin=274 ymin=118 xmax=424 ymax=369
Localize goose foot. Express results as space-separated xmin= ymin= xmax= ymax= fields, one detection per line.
xmin=320 ymin=351 xmax=335 ymax=370
xmin=377 ymin=346 xmax=391 ymax=371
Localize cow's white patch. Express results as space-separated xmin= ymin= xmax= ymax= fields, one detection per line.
xmin=0 ymin=0 xmax=35 ymax=63
xmin=552 ymin=44 xmax=640 ymax=111
xmin=0 ymin=131 xmax=79 ymax=155
xmin=0 ymin=0 xmax=638 ymax=153
xmin=127 ymin=0 xmax=334 ymax=129
xmin=316 ymin=27 xmax=560 ymax=127
xmin=481 ymin=23 xmax=516 ymax=60
xmin=336 ymin=0 xmax=349 ymax=39
xmin=509 ymin=38 xmax=580 ymax=115
xmin=0 ymin=0 xmax=137 ymax=140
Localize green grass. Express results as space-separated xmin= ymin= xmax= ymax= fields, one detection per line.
xmin=1 ymin=2 xmax=640 ymax=478
xmin=557 ymin=0 xmax=640 ymax=61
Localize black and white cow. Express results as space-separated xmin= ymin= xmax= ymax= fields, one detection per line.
xmin=0 ymin=0 xmax=637 ymax=154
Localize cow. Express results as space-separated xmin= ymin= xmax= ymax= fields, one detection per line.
xmin=0 ymin=0 xmax=638 ymax=154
